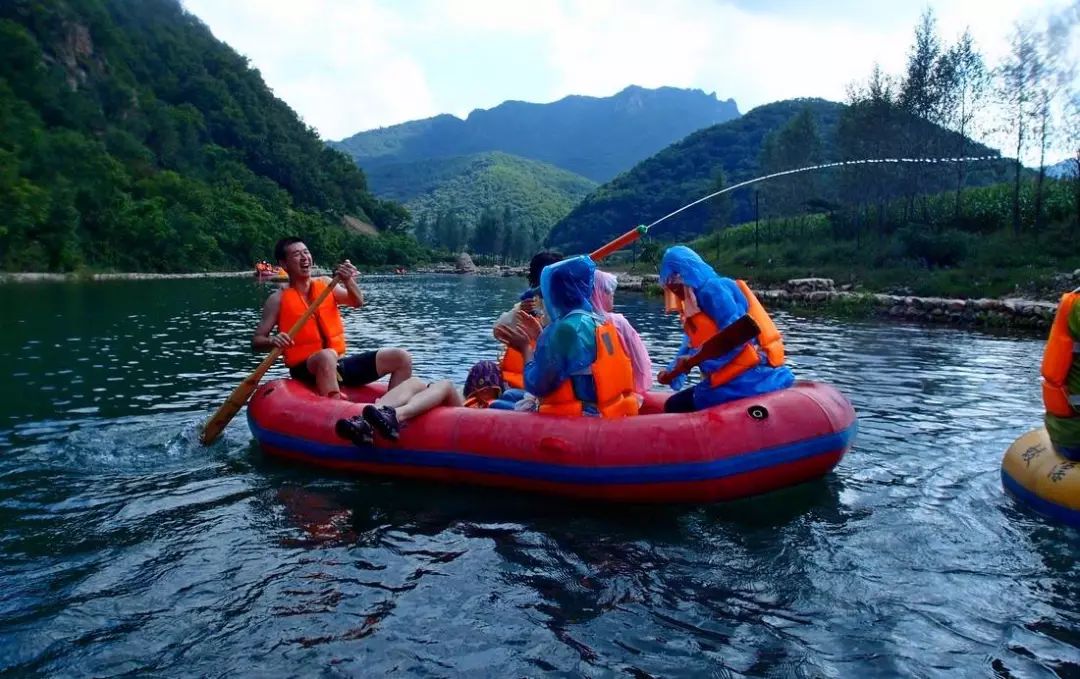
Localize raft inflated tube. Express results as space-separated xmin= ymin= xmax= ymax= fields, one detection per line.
xmin=1001 ymin=428 xmax=1080 ymax=526
xmin=248 ymin=379 xmax=857 ymax=504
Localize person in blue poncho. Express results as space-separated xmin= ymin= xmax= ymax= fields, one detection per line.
xmin=659 ymin=246 xmax=794 ymax=413
xmin=498 ymin=255 xmax=639 ymax=418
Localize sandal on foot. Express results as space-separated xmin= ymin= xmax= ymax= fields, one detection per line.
xmin=335 ymin=416 xmax=374 ymax=447
xmin=362 ymin=404 xmax=400 ymax=441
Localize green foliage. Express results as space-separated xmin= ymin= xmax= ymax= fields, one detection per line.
xmin=687 ymin=179 xmax=1079 ymax=298
xmin=547 ymin=97 xmax=1013 ymax=253
xmin=0 ymin=0 xmax=421 ymax=272
xmin=332 ymin=86 xmax=740 ymax=183
xmin=371 ymin=151 xmax=596 ymax=253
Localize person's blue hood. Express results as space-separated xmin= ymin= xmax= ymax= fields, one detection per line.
xmin=659 ymin=245 xmax=717 ymax=289
xmin=540 ymin=256 xmax=595 ymax=321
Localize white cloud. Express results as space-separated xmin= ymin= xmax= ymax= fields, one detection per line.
xmin=182 ymin=0 xmax=436 ymax=138
xmin=182 ymin=0 xmax=1075 ymax=158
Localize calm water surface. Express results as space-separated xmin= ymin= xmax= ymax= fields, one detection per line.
xmin=1 ymin=275 xmax=1077 ymax=677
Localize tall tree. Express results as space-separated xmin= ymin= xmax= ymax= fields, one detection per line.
xmin=940 ymin=30 xmax=990 ymax=217
xmin=996 ymin=22 xmax=1040 ymax=236
xmin=899 ymin=9 xmax=945 ymax=121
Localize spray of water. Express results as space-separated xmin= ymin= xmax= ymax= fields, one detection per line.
xmin=643 ymin=155 xmax=1004 ymax=231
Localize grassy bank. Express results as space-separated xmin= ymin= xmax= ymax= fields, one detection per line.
xmin=684 ymin=180 xmax=1079 ymax=300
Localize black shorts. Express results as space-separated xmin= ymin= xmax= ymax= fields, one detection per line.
xmin=289 ymin=350 xmax=381 ymax=387
xmin=664 ymin=387 xmax=698 ymax=413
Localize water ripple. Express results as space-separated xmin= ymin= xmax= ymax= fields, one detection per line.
xmin=0 ymin=275 xmax=1076 ymax=676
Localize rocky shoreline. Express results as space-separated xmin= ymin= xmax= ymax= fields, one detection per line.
xmin=758 ymin=278 xmax=1058 ymax=329
xmin=414 ymin=264 xmax=1060 ymax=328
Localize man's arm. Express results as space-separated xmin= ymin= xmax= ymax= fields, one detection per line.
xmin=331 ymin=260 xmax=362 ymax=307
xmin=252 ymin=291 xmax=289 ymax=352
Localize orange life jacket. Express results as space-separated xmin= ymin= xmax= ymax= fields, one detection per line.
xmin=677 ymin=279 xmax=785 ymax=388
xmin=538 ymin=316 xmax=639 ymax=418
xmin=1041 ymin=291 xmax=1080 ymax=418
xmin=500 ymin=345 xmax=531 ymax=390
xmin=278 ymin=279 xmax=347 ymax=368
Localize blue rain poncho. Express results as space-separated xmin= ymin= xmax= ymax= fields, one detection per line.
xmin=524 ymin=256 xmax=602 ymax=408
xmin=659 ymin=246 xmax=794 ymax=408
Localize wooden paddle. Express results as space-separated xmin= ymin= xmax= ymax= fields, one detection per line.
xmin=657 ymin=314 xmax=760 ymax=385
xmin=200 ymin=275 xmax=342 ymax=445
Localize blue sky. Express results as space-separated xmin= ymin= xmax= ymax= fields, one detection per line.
xmin=182 ymin=0 xmax=1076 ymax=161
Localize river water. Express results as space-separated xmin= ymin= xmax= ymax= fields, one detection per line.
xmin=0 ymin=275 xmax=1076 ymax=677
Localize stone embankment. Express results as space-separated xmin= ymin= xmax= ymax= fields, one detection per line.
xmin=757 ymin=278 xmax=1057 ymax=329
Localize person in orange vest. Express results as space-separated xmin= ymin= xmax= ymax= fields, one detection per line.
xmin=1042 ymin=288 xmax=1080 ymax=460
xmin=498 ymin=255 xmax=638 ymax=418
xmin=494 ymin=251 xmax=563 ymax=391
xmin=659 ymin=246 xmax=793 ymax=413
xmin=252 ymin=237 xmax=413 ymax=400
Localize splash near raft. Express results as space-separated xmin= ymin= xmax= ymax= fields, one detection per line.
xmin=248 ymin=379 xmax=857 ymax=504
xmin=1002 ymin=429 xmax=1080 ymax=527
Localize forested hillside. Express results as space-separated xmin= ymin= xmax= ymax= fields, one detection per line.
xmin=332 ymin=86 xmax=740 ymax=183
xmin=369 ymin=152 xmax=596 ymax=257
xmin=0 ymin=0 xmax=418 ymax=272
xmin=546 ymin=98 xmax=1011 ymax=252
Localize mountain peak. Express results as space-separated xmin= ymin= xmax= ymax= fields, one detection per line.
xmin=332 ymin=85 xmax=740 ymax=182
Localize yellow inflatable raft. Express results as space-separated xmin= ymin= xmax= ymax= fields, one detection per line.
xmin=1002 ymin=428 xmax=1080 ymax=526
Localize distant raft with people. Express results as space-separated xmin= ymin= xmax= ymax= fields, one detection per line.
xmin=254 ymin=261 xmax=288 ymax=281
xmin=1002 ymin=428 xmax=1080 ymax=527
xmin=247 ymin=378 xmax=857 ymax=503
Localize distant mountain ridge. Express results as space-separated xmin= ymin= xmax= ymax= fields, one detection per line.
xmin=331 ymin=85 xmax=740 ymax=183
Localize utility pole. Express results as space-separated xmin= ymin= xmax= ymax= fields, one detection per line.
xmin=754 ymin=190 xmax=760 ymax=261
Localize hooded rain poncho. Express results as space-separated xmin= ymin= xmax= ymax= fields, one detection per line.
xmin=591 ymin=270 xmax=652 ymax=396
xmin=659 ymin=246 xmax=794 ymax=408
xmin=524 ymin=256 xmax=602 ymax=406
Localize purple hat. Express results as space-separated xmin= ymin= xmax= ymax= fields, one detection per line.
xmin=464 ymin=360 xmax=505 ymax=398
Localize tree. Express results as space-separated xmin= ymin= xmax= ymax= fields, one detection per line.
xmin=940 ymin=30 xmax=990 ymax=217
xmin=996 ymin=22 xmax=1041 ymax=236
xmin=899 ymin=9 xmax=946 ymax=121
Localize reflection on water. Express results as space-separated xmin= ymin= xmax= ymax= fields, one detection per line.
xmin=0 ymin=275 xmax=1077 ymax=676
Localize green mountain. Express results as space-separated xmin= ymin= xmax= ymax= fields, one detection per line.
xmin=331 ymin=86 xmax=740 ymax=183
xmin=546 ymin=98 xmax=1013 ymax=252
xmin=0 ymin=0 xmax=415 ymax=272
xmin=368 ymin=151 xmax=596 ymax=244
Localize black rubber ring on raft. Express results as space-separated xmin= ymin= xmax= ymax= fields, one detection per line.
xmin=747 ymin=405 xmax=768 ymax=420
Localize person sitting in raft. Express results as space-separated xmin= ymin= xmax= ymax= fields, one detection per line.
xmin=494 ymin=250 xmax=564 ymax=394
xmin=252 ymin=236 xmax=413 ymax=399
xmin=659 ymin=245 xmax=793 ymax=414
xmin=1042 ymin=287 xmax=1080 ymax=460
xmin=336 ymin=361 xmax=510 ymax=444
xmin=498 ymin=255 xmax=639 ymax=418
xmin=591 ymin=270 xmax=653 ymax=400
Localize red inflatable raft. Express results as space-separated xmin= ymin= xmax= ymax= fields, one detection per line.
xmin=247 ymin=379 xmax=856 ymax=503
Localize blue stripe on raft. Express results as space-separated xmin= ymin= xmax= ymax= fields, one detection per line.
xmin=1001 ymin=468 xmax=1080 ymax=528
xmin=248 ymin=413 xmax=857 ymax=486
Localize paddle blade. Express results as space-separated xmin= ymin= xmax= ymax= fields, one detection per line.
xmin=200 ymin=349 xmax=281 ymax=445
xmin=200 ymin=375 xmax=258 ymax=444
